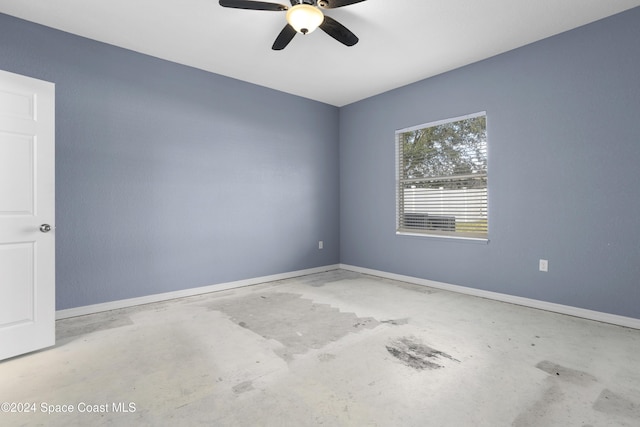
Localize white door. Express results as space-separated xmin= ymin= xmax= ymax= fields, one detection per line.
xmin=0 ymin=70 xmax=55 ymax=361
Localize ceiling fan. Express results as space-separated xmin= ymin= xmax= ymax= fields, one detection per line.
xmin=219 ymin=0 xmax=367 ymax=50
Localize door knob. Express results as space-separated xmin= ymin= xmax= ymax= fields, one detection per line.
xmin=40 ymin=224 xmax=52 ymax=233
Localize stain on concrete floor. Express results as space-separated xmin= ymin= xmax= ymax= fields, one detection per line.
xmin=512 ymin=384 xmax=565 ymax=427
xmin=232 ymin=381 xmax=254 ymax=395
xmin=593 ymin=389 xmax=640 ymax=419
xmin=205 ymin=292 xmax=379 ymax=361
xmin=318 ymin=353 xmax=336 ymax=362
xmin=514 ymin=361 xmax=603 ymax=425
xmin=386 ymin=336 xmax=459 ymax=370
xmin=381 ymin=318 xmax=409 ymax=326
xmin=536 ymin=360 xmax=597 ymax=386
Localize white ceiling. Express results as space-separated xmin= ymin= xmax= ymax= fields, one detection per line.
xmin=1 ymin=0 xmax=639 ymax=106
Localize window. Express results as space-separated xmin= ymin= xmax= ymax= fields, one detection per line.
xmin=396 ymin=112 xmax=488 ymax=240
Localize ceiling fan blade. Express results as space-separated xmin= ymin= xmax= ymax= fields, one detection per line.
xmin=272 ymin=24 xmax=297 ymax=50
xmin=219 ymin=0 xmax=288 ymax=11
xmin=317 ymin=0 xmax=367 ymax=9
xmin=319 ymin=15 xmax=358 ymax=46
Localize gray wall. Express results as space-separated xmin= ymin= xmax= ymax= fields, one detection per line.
xmin=340 ymin=7 xmax=640 ymax=319
xmin=0 ymin=13 xmax=340 ymax=310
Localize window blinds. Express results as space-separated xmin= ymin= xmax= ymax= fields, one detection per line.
xmin=396 ymin=112 xmax=488 ymax=239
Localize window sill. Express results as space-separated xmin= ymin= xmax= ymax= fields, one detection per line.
xmin=396 ymin=231 xmax=489 ymax=244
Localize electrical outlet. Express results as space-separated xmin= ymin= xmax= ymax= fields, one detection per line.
xmin=539 ymin=259 xmax=548 ymax=272
xmin=318 ymin=241 xmax=323 ymax=250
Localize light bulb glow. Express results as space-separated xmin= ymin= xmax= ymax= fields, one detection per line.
xmin=286 ymin=4 xmax=324 ymax=35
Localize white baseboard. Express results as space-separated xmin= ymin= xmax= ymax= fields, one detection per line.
xmin=340 ymin=264 xmax=640 ymax=330
xmin=58 ymin=263 xmax=640 ymax=330
xmin=56 ymin=264 xmax=341 ymax=320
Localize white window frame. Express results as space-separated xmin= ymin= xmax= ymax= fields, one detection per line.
xmin=395 ymin=112 xmax=488 ymax=242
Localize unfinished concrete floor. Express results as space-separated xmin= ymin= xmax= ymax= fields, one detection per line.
xmin=1 ymin=270 xmax=640 ymax=426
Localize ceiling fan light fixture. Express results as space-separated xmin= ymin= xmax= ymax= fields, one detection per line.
xmin=286 ymin=4 xmax=324 ymax=35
